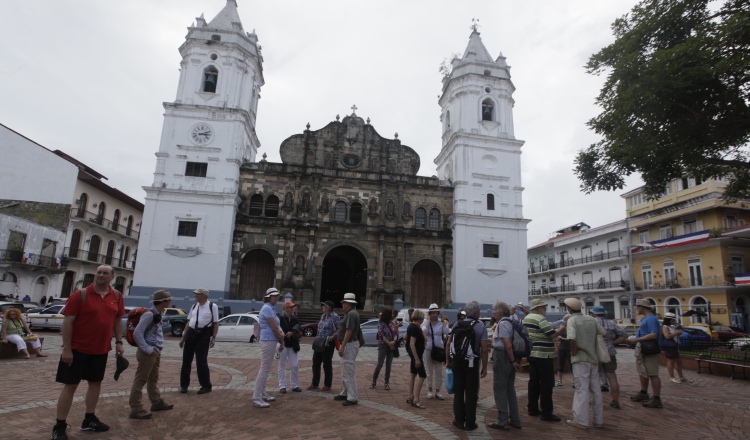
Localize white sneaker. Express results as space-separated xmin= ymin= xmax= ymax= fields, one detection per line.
xmin=253 ymin=400 xmax=270 ymax=408
xmin=435 ymin=392 xmax=444 ymax=400
xmin=262 ymin=394 xmax=276 ymax=401
xmin=427 ymin=391 xmax=434 ymax=399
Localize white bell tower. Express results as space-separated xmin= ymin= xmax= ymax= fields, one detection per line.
xmin=132 ymin=0 xmax=263 ymax=298
xmin=434 ymin=29 xmax=529 ymax=306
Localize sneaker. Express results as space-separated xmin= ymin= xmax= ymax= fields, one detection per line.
xmin=307 ymin=385 xmax=319 ymax=390
xmin=427 ymin=391 xmax=434 ymax=399
xmin=609 ymin=400 xmax=621 ymax=409
xmin=262 ymin=394 xmax=275 ymax=402
xmin=630 ymin=392 xmax=650 ymax=402
xmin=333 ymin=395 xmax=348 ymax=401
xmin=179 ymin=387 xmax=188 ymax=394
xmin=274 ymin=352 xmax=280 ymax=359
xmin=643 ymin=397 xmax=663 ymax=408
xmin=566 ymin=420 xmax=587 ymax=430
xmin=253 ymin=400 xmax=270 ymax=408
xmin=594 ymin=423 xmax=604 ymax=428
xmin=128 ymin=410 xmax=152 ymax=419
xmin=279 ymin=388 xmax=287 ymax=394
xmin=435 ymin=392 xmax=444 ymax=400
xmin=540 ymin=414 xmax=561 ymax=422
xmin=150 ymin=400 xmax=174 ymax=412
xmin=670 ymin=377 xmax=682 ymax=384
xmin=197 ymin=386 xmax=212 ymax=395
xmin=464 ymin=423 xmax=479 ymax=431
xmin=51 ymin=423 xmax=69 ymax=440
xmin=681 ymin=377 xmax=692 ymax=383
xmin=342 ymin=400 xmax=358 ymax=406
xmin=80 ymin=416 xmax=110 ymax=432
xmin=292 ymin=387 xmax=302 ymax=392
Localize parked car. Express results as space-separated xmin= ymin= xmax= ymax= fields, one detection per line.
xmin=214 ymin=313 xmax=260 ymax=342
xmin=0 ymin=302 xmax=28 ymax=325
xmin=728 ymin=337 xmax=750 ymax=350
xmin=162 ymin=305 xmax=231 ymax=337
xmin=163 ymin=307 xmax=186 ymax=317
xmin=19 ymin=301 xmax=40 ymax=311
xmin=27 ymin=304 xmax=65 ymax=330
xmin=685 ymin=324 xmax=718 ymax=340
xmin=712 ymin=325 xmax=750 ymax=342
xmin=617 ymin=323 xmax=640 ymax=338
xmin=360 ymin=318 xmax=405 ymax=347
xmin=301 ymin=321 xmax=318 ymax=337
xmin=678 ymin=327 xmax=712 ymax=348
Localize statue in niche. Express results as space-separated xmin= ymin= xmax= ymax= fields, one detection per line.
xmin=347 ymin=120 xmax=359 ymax=140
xmin=386 ymin=200 xmax=395 ymax=217
xmin=295 ymin=255 xmax=305 ymax=274
xmin=370 ymin=157 xmax=379 ymax=171
xmin=320 ymin=193 xmax=329 ymax=212
xmin=324 ymin=153 xmax=333 ymax=168
xmin=403 ymin=201 xmax=411 ymax=216
xmin=385 ymin=261 xmax=394 ymax=278
xmin=284 ymin=192 xmax=294 ymax=208
xmin=301 ymin=193 xmax=311 ymax=210
xmin=368 ymin=198 xmax=378 ymax=215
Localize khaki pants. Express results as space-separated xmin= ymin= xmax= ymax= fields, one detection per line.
xmin=129 ymin=349 xmax=162 ymax=411
xmin=571 ymin=362 xmax=603 ymax=427
xmin=340 ymin=343 xmax=359 ymax=402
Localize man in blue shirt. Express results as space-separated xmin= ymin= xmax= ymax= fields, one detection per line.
xmin=627 ymin=299 xmax=662 ymax=408
xmin=129 ymin=290 xmax=174 ymax=419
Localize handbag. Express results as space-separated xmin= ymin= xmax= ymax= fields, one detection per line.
xmin=23 ymin=334 xmax=39 ymax=342
xmin=640 ymin=339 xmax=661 ymax=356
xmin=596 ymin=335 xmax=611 ymax=364
xmin=312 ymin=336 xmax=328 ymax=353
xmin=445 ymin=367 xmax=455 ymax=394
xmin=429 ymin=323 xmax=446 ymax=362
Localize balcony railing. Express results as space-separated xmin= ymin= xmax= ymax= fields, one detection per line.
xmin=548 ymin=250 xmax=626 ymax=270
xmin=0 ymin=249 xmax=62 ymax=269
xmin=70 ymin=208 xmax=140 ymax=238
xmin=64 ymin=247 xmax=135 ymax=270
xmin=636 ymin=275 xmax=731 ymax=290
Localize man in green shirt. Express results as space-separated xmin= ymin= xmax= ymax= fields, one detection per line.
xmin=523 ymin=299 xmax=566 ymax=422
xmin=564 ymin=298 xmax=606 ymax=430
xmin=334 ymin=293 xmax=360 ymax=406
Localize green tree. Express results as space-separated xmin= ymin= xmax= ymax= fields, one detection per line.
xmin=575 ymin=0 xmax=750 ymax=201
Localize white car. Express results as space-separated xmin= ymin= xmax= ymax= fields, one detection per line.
xmin=215 ymin=313 xmax=261 ymax=343
xmin=27 ymin=304 xmax=65 ymax=330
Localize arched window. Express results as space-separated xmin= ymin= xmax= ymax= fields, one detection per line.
xmin=123 ymin=246 xmax=131 ymax=269
xmin=249 ymin=194 xmax=264 ymax=216
xmin=334 ymin=201 xmax=347 ymax=222
xmin=112 ymin=209 xmax=120 ymax=232
xmin=429 ymin=208 xmax=440 ymax=229
xmin=77 ymin=193 xmax=88 ymax=218
xmin=126 ymin=216 xmax=133 ymax=236
xmin=415 ymin=208 xmax=427 ymax=228
xmin=690 ymin=296 xmax=708 ymax=324
xmin=69 ymin=229 xmax=82 ymax=259
xmin=481 ymin=98 xmax=494 ymax=121
xmin=203 ymin=66 xmax=218 ymax=93
xmin=265 ymin=195 xmax=279 ymax=217
xmin=105 ymin=240 xmax=115 ymax=265
xmin=665 ymin=297 xmax=682 ymax=324
xmin=96 ymin=202 xmax=106 ymax=225
xmin=487 ymin=194 xmax=495 ymax=210
xmin=87 ymin=235 xmax=101 ymax=262
xmin=114 ymin=276 xmax=125 ymax=293
xmin=350 ymin=202 xmax=363 ymax=224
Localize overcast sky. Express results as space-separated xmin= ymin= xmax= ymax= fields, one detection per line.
xmin=1 ymin=0 xmax=644 ymax=247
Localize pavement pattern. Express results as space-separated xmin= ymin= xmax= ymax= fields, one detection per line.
xmin=1 ymin=332 xmax=749 ymax=440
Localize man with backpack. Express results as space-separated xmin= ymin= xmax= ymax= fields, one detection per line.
xmin=51 ymin=265 xmax=124 ymax=440
xmin=445 ymin=300 xmax=488 ymax=431
xmin=179 ymin=288 xmax=219 ymax=395
xmin=488 ymin=301 xmax=523 ymax=431
xmin=128 ymin=290 xmax=175 ymax=419
xmin=523 ymin=298 xmax=566 ymax=422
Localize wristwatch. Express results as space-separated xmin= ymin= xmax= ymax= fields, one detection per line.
xmin=115 ymin=341 xmax=123 ymax=345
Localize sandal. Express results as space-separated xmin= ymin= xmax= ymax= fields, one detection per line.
xmin=411 ymin=400 xmax=426 ymax=409
xmin=556 ymin=380 xmax=563 ymax=386
xmin=369 ymin=383 xmax=376 ymax=389
xmin=406 ymin=398 xmax=413 ymax=404
xmin=487 ymin=423 xmax=509 ymax=431
xmin=384 ymin=384 xmax=390 ymax=390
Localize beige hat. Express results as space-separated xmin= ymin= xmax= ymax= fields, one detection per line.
xmin=563 ymin=298 xmax=582 ymax=310
xmin=529 ymin=298 xmax=547 ymax=310
xmin=636 ymin=299 xmax=654 ymax=308
xmin=193 ymin=288 xmax=209 ymax=296
xmin=428 ymin=303 xmax=440 ymax=311
xmin=265 ymin=287 xmax=280 ymax=298
xmin=341 ymin=292 xmax=357 ymax=304
xmin=151 ymin=289 xmax=173 ymax=303
xmin=664 ymin=312 xmax=677 ymax=320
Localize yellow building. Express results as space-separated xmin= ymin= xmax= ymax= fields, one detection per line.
xmin=622 ymin=178 xmax=750 ymax=330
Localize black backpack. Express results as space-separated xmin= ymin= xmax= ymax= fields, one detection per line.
xmin=450 ymin=319 xmax=479 ymax=367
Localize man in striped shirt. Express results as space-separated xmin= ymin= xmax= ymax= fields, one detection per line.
xmin=523 ymin=299 xmax=566 ymax=422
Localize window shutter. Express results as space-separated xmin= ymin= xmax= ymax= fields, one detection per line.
xmin=723 ymin=218 xmax=728 ymax=229
xmin=676 ymin=225 xmax=684 ymax=236
xmin=676 ymin=179 xmax=683 ymax=191
xmin=696 ymin=220 xmax=704 ymax=231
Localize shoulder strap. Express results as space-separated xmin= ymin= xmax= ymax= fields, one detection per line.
xmin=80 ymin=288 xmax=86 ymax=304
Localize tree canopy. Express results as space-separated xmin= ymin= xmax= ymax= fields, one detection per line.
xmin=575 ymin=0 xmax=750 ymax=201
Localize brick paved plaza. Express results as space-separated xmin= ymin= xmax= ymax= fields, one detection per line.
xmin=1 ymin=333 xmax=749 ymax=439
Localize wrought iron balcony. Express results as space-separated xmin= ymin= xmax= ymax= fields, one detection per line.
xmin=0 ymin=249 xmax=63 ymax=269
xmin=64 ymin=247 xmax=135 ymax=270
xmin=549 ymin=250 xmax=626 ymax=270
xmin=70 ymin=208 xmax=140 ymax=238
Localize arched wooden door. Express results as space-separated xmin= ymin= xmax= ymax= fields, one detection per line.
xmin=239 ymin=250 xmax=276 ymax=300
xmin=411 ymin=259 xmax=442 ymax=308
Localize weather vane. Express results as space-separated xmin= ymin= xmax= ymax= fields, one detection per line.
xmin=470 ymin=18 xmax=480 ymax=32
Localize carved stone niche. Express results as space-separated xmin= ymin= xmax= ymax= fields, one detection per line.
xmin=300 ymin=192 xmax=311 ymax=212
xmin=283 ymin=192 xmax=294 ymax=211
xmin=402 ymin=201 xmax=413 ymax=220
xmin=294 ymin=255 xmax=306 ymax=275
xmin=384 ymin=261 xmax=394 ymax=279
xmin=368 ymin=198 xmax=378 ymax=218
xmin=319 ymin=193 xmax=329 ymax=213
xmin=386 ymin=200 xmax=396 ymax=219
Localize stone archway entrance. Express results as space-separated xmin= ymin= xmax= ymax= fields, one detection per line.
xmin=239 ymin=249 xmax=276 ymax=300
xmin=320 ymin=246 xmax=367 ymax=308
xmin=411 ymin=259 xmax=442 ymax=308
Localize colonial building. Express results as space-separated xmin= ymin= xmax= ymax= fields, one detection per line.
xmin=0 ymin=124 xmax=142 ymax=301
xmin=132 ymin=1 xmax=528 ymax=310
xmin=623 ymin=177 xmax=750 ymax=329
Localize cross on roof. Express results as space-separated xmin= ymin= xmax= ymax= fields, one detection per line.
xmin=351 ymin=104 xmax=358 ymax=113
xmin=471 ymin=18 xmax=480 ymax=32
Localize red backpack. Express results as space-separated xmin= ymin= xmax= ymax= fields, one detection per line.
xmin=125 ymin=308 xmax=158 ymax=347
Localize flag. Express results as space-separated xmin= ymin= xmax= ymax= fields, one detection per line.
xmin=632 ymin=230 xmax=710 ymax=253
xmin=55 ymin=258 xmax=62 ymax=268
xmin=735 ymin=274 xmax=750 ymax=285
xmin=23 ymin=252 xmax=32 ymax=264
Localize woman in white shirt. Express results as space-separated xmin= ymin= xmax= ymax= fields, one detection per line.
xmin=421 ymin=304 xmax=449 ymax=400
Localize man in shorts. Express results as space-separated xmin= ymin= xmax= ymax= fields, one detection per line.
xmin=628 ymin=299 xmax=663 ymax=408
xmin=590 ymin=306 xmax=628 ymax=409
xmin=52 ymin=265 xmax=125 ymax=440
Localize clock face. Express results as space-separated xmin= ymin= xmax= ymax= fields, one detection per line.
xmin=190 ymin=124 xmax=214 ymax=145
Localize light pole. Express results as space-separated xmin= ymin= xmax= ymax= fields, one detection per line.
xmin=628 ymin=228 xmax=638 ymax=321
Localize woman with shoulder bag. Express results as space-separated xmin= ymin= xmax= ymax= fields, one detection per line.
xmin=278 ymin=301 xmax=302 ymax=393
xmin=308 ymin=301 xmax=340 ymax=391
xmin=421 ymin=304 xmax=448 ymax=400
xmin=370 ymin=307 xmax=398 ymax=390
xmin=1 ymin=308 xmax=45 ymax=359
xmin=660 ymin=313 xmax=689 ymax=383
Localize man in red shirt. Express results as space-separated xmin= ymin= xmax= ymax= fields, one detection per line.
xmin=51 ymin=265 xmax=125 ymax=440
